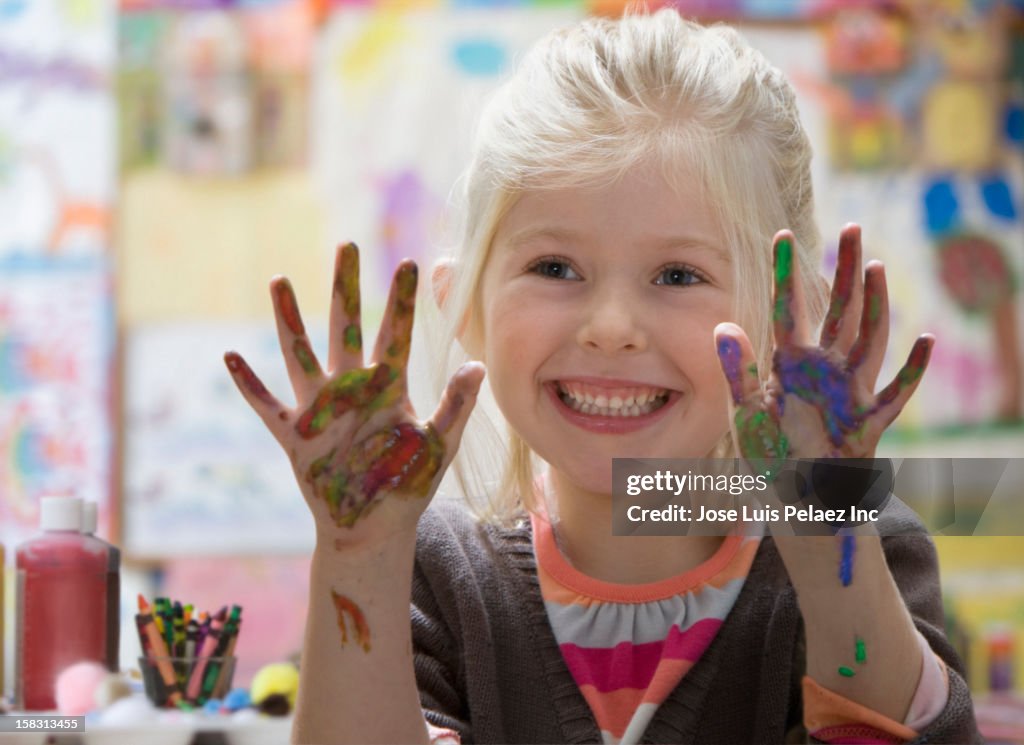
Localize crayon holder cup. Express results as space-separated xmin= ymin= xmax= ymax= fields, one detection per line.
xmin=140 ymin=656 xmax=237 ymax=707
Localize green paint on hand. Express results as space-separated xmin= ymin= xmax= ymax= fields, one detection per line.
xmin=855 ymin=637 xmax=866 ymax=664
xmin=775 ymin=237 xmax=793 ymax=285
xmin=337 ymin=243 xmax=361 ymax=320
xmin=293 ymin=338 xmax=320 ymax=375
xmin=344 ymin=324 xmax=361 ymax=352
xmin=773 ymin=237 xmax=794 ymax=325
xmin=838 ymin=666 xmax=856 ymax=678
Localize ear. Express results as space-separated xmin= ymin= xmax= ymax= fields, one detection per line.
xmin=431 ymin=258 xmax=475 ymax=349
xmin=431 ymin=259 xmax=454 ymax=310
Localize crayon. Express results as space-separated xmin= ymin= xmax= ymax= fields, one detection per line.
xmin=185 ymin=619 xmax=199 ymax=660
xmin=136 ymin=615 xmax=154 ymax=658
xmin=198 ymin=607 xmax=235 ymax=702
xmin=173 ymin=602 xmax=186 ymax=657
xmin=211 ymin=606 xmax=243 ymax=698
xmin=186 ymin=608 xmax=226 ymax=702
xmin=137 ymin=595 xmax=183 ymax=706
xmin=163 ymin=601 xmax=176 ymax=655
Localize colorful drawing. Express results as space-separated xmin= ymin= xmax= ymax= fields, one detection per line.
xmin=0 ymin=0 xmax=114 ymax=256
xmin=0 ymin=256 xmax=115 ymax=550
xmin=825 ymin=7 xmax=909 ymax=76
xmin=124 ymin=322 xmax=321 ymax=556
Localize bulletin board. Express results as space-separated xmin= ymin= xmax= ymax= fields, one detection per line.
xmin=122 ymin=322 xmax=320 ymax=557
xmin=115 ymin=2 xmax=1024 ymax=559
xmin=0 ymin=0 xmax=118 ymax=550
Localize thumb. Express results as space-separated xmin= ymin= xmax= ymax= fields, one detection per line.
xmin=429 ymin=361 xmax=486 ymax=451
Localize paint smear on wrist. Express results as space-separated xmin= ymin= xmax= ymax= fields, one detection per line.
xmin=331 ymin=590 xmax=371 ymax=652
xmin=839 ymin=534 xmax=856 ymax=586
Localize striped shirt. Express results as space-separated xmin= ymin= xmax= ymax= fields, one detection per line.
xmin=532 ymin=511 xmax=946 ymax=745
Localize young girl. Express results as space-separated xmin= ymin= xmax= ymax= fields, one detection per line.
xmin=225 ymin=11 xmax=979 ymax=745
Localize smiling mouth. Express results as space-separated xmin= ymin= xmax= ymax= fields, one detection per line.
xmin=554 ymin=381 xmax=672 ymax=418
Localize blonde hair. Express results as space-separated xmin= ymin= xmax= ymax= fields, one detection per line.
xmin=429 ymin=9 xmax=827 ymax=525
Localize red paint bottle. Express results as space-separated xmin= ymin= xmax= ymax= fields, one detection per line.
xmin=16 ymin=497 xmax=108 ymax=710
xmin=81 ymin=501 xmax=121 ymax=673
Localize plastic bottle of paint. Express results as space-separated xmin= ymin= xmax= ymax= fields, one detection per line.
xmin=81 ymin=501 xmax=121 ymax=672
xmin=15 ymin=497 xmax=108 ymax=710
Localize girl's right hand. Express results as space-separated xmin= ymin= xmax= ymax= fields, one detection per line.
xmin=224 ymin=243 xmax=485 ymax=550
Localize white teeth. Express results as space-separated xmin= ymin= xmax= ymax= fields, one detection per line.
xmin=557 ymin=382 xmax=670 ymax=418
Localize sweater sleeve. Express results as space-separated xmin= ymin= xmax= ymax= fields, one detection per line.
xmin=801 ymin=522 xmax=980 ymax=744
xmin=411 ymin=552 xmax=473 ymax=743
xmin=804 ymin=631 xmax=950 ymax=742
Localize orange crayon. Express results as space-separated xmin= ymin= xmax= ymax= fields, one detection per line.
xmin=137 ymin=595 xmax=183 ymax=706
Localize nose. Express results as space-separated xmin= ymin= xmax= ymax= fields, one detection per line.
xmin=576 ymin=284 xmax=647 ymax=354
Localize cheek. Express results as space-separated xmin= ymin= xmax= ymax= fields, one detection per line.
xmin=484 ymin=296 xmax=556 ymax=356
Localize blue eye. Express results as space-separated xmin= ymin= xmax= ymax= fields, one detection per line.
xmin=655 ymin=265 xmax=703 ymax=287
xmin=529 ymin=258 xmax=581 ymax=280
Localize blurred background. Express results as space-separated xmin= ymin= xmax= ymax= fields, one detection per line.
xmin=0 ymin=0 xmax=1022 ymax=734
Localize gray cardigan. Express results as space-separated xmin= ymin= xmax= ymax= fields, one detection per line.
xmin=412 ymin=500 xmax=980 ymax=744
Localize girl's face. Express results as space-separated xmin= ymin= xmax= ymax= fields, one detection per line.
xmin=477 ymin=162 xmax=736 ymax=495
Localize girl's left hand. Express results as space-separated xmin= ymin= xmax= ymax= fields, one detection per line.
xmin=714 ymin=224 xmax=933 ymax=463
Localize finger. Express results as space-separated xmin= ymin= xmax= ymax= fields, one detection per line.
xmin=328 ymin=242 xmax=363 ymax=374
xmin=870 ymin=335 xmax=934 ymax=429
xmin=772 ymin=230 xmax=810 ymax=347
xmin=847 ymin=261 xmax=889 ymax=385
xmin=224 ymin=351 xmax=289 ymax=438
xmin=714 ymin=323 xmax=761 ymax=406
xmin=271 ymin=277 xmax=325 ymax=400
xmin=820 ymin=224 xmax=863 ymax=352
xmin=429 ymin=362 xmax=486 ymax=449
xmin=373 ymin=260 xmax=418 ymax=375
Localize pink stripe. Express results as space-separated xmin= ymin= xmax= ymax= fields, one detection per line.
xmin=560 ymin=619 xmax=723 ymax=692
xmin=810 ymin=725 xmax=905 ymax=744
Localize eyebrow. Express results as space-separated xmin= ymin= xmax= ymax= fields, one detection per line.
xmin=504 ymin=226 xmax=732 ymax=264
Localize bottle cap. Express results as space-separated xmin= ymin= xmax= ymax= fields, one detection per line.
xmin=40 ymin=496 xmax=83 ymax=532
xmin=81 ymin=501 xmax=98 ymax=534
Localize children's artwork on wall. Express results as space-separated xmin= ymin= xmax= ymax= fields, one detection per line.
xmin=0 ymin=0 xmax=116 ymax=256
xmin=914 ymin=0 xmax=1010 ymax=172
xmin=0 ymin=0 xmax=117 ymax=550
xmin=0 ymin=255 xmax=116 ymax=550
xmin=123 ymin=322 xmax=319 ymax=556
xmin=118 ymin=0 xmax=315 ymax=175
xmin=313 ymin=5 xmax=585 ymax=306
xmin=813 ymin=5 xmax=916 ymax=171
xmin=116 ymin=169 xmax=328 ymax=324
xmin=824 ymin=6 xmax=909 ymax=76
xmin=922 ymin=80 xmax=1001 ymax=171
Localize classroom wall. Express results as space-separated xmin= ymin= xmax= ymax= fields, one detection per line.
xmin=2 ymin=0 xmax=1023 ymax=694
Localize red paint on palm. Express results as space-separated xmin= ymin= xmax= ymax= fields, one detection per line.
xmin=361 ymin=423 xmax=436 ymax=500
